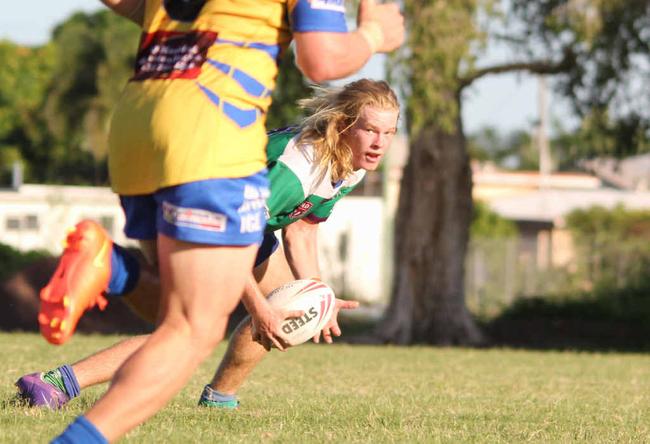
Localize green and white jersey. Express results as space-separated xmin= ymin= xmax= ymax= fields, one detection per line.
xmin=264 ymin=128 xmax=366 ymax=233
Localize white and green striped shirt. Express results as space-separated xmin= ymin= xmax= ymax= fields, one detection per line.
xmin=264 ymin=128 xmax=366 ymax=232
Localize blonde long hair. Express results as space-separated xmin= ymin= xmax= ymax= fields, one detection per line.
xmin=296 ymin=79 xmax=399 ymax=182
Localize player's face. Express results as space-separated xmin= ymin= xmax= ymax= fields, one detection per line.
xmin=344 ymin=105 xmax=399 ymax=171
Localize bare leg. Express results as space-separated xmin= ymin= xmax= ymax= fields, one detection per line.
xmin=70 ymin=253 xmax=161 ymax=390
xmin=72 ymin=336 xmax=148 ymax=389
xmin=210 ymin=244 xmax=294 ymax=395
xmin=85 ymin=235 xmax=256 ymax=442
xmin=121 ymin=261 xmax=162 ymax=324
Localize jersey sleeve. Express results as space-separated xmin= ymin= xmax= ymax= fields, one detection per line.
xmin=288 ymin=0 xmax=348 ymax=33
xmin=305 ymin=184 xmax=357 ymax=223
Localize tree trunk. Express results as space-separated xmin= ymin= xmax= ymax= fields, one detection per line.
xmin=378 ymin=112 xmax=484 ymax=345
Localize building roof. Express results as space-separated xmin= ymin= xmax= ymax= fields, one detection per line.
xmin=581 ymin=154 xmax=650 ymax=191
xmin=0 ymin=184 xmax=118 ymax=205
xmin=487 ymin=188 xmax=650 ymax=226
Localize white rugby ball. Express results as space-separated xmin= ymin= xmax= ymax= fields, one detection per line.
xmin=267 ymin=279 xmax=336 ymax=346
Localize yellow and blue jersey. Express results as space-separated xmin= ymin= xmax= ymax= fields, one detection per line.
xmin=108 ymin=0 xmax=348 ymax=195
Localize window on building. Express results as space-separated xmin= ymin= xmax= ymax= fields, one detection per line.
xmin=24 ymin=215 xmax=39 ymax=230
xmin=4 ymin=215 xmax=39 ymax=231
xmin=99 ymin=216 xmax=115 ymax=237
xmin=6 ymin=217 xmax=21 ymax=231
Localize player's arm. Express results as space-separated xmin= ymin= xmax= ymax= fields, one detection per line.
xmin=281 ymin=218 xmax=321 ymax=279
xmin=282 ymin=218 xmax=359 ymax=344
xmin=293 ymin=0 xmax=404 ymax=82
xmin=240 ymin=273 xmax=303 ymax=351
xmin=99 ymin=0 xmax=145 ymax=26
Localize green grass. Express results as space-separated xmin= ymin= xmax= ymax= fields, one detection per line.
xmin=1 ymin=333 xmax=649 ymax=443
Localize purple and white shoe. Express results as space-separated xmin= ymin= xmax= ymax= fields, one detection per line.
xmin=15 ymin=373 xmax=70 ymax=409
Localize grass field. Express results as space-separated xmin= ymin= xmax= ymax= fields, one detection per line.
xmin=1 ymin=333 xmax=649 ymax=443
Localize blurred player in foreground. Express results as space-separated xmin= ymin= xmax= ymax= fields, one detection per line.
xmin=17 ymin=79 xmax=400 ymax=413
xmin=38 ymin=0 xmax=403 ymax=440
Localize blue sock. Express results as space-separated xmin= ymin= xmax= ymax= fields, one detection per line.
xmin=58 ymin=365 xmax=81 ymax=398
xmin=107 ymin=244 xmax=140 ymax=297
xmin=51 ymin=416 xmax=108 ymax=444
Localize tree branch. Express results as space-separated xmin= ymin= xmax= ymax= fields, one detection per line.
xmin=459 ymin=47 xmax=575 ymax=88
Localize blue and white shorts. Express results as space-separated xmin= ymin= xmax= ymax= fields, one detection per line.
xmin=119 ymin=172 xmax=269 ymax=247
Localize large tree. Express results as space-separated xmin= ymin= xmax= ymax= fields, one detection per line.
xmin=43 ymin=11 xmax=140 ymax=184
xmin=378 ymin=0 xmax=649 ymax=344
xmin=0 ymin=11 xmax=141 ymax=185
xmin=0 ymin=41 xmax=55 ymax=184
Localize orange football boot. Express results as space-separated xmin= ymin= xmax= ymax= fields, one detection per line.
xmin=39 ymin=220 xmax=112 ymax=345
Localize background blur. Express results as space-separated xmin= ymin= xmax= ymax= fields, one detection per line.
xmin=1 ymin=1 xmax=649 ymax=350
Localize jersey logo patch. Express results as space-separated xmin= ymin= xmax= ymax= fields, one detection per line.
xmin=309 ymin=0 xmax=345 ymax=13
xmin=132 ymin=31 xmax=218 ymax=81
xmin=289 ymin=201 xmax=314 ymax=219
xmin=162 ymin=201 xmax=227 ymax=232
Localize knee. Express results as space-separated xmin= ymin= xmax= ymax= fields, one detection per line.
xmin=165 ymin=313 xmax=228 ymax=361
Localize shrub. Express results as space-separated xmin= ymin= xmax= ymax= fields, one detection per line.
xmin=0 ymin=243 xmax=51 ymax=282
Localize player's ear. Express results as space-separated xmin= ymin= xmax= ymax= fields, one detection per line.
xmin=338 ymin=117 xmax=355 ymax=135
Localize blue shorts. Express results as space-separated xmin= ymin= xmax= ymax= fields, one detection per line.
xmin=255 ymin=233 xmax=280 ymax=267
xmin=120 ymin=172 xmax=269 ymax=246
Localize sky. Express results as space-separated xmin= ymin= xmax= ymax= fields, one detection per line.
xmin=2 ymin=0 xmax=577 ymax=136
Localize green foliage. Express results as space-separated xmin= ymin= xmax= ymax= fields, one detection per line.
xmin=0 ymin=42 xmax=55 ymax=182
xmin=467 ymin=122 xmax=624 ymax=172
xmin=395 ymin=0 xmax=492 ymax=135
xmin=2 ymin=333 xmax=650 ymax=441
xmin=467 ymin=126 xmax=538 ymax=169
xmin=466 ymin=205 xmax=518 ymax=320
xmin=486 ymin=282 xmax=650 ymax=350
xmin=0 ymin=243 xmax=50 ymax=283
xmin=0 ymin=42 xmax=55 ymax=129
xmin=0 ymin=11 xmax=140 ymax=186
xmin=470 ymin=200 xmax=518 ymax=238
xmin=468 ymin=205 xmax=650 ymax=320
xmin=566 ymin=205 xmax=650 ymax=289
xmin=509 ymin=0 xmax=650 ymax=157
xmin=566 ymin=205 xmax=650 ymax=240
xmin=499 ymin=284 xmax=650 ymax=324
xmin=571 ymin=109 xmax=650 ymax=158
xmin=266 ymin=47 xmax=312 ymax=129
xmin=44 ymin=11 xmax=140 ymax=161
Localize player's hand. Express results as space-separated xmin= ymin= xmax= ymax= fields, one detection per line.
xmin=357 ymin=0 xmax=405 ymax=53
xmin=313 ymin=297 xmax=360 ymax=344
xmin=250 ymin=303 xmax=303 ymax=352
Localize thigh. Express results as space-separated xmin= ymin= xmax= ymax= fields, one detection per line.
xmin=157 ymin=235 xmax=258 ymax=331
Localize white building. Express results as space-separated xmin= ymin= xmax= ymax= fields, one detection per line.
xmin=473 ymin=164 xmax=650 ymax=268
xmin=0 ymin=183 xmax=387 ymax=303
xmin=0 ymin=184 xmax=133 ymax=254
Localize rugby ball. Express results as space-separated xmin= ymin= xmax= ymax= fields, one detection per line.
xmin=267 ymin=279 xmax=336 ymax=346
